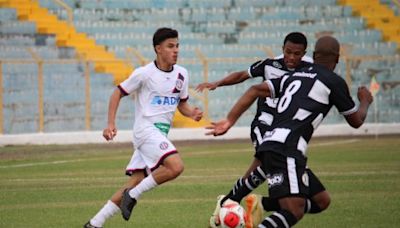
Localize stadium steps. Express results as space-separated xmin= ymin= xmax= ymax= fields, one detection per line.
xmin=0 ymin=0 xmax=209 ymax=129
xmin=0 ymin=0 xmax=132 ymax=84
xmin=339 ymin=0 xmax=400 ymax=49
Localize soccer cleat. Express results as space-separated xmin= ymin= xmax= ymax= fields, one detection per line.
xmin=209 ymin=195 xmax=225 ymax=228
xmin=120 ymin=188 xmax=137 ymax=221
xmin=83 ymin=221 xmax=102 ymax=228
xmin=245 ymin=194 xmax=264 ymax=228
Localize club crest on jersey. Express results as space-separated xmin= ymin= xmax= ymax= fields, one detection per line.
xmin=151 ymin=96 xmax=179 ymax=105
xmin=272 ymin=61 xmax=282 ymax=69
xmin=173 ymin=73 xmax=184 ymax=93
xmin=159 ymin=142 xmax=169 ymax=150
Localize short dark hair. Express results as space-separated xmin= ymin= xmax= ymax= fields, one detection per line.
xmin=283 ymin=32 xmax=308 ymax=49
xmin=153 ymin=27 xmax=178 ymax=47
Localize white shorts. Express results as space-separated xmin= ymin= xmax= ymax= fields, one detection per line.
xmin=125 ymin=130 xmax=177 ymax=176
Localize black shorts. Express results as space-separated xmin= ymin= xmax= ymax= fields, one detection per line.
xmin=257 ymin=151 xmax=309 ymax=199
xmin=307 ymin=168 xmax=326 ymax=197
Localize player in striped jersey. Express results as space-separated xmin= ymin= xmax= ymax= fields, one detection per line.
xmin=206 ymin=36 xmax=373 ymax=227
xmin=197 ymin=33 xmax=330 ymax=227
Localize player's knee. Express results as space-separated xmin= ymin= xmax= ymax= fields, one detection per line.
xmin=314 ymin=191 xmax=331 ymax=212
xmin=281 ymin=198 xmax=305 ymax=220
xmin=318 ymin=195 xmax=331 ymax=211
xmin=168 ymin=162 xmax=184 ymax=178
xmin=292 ymin=208 xmax=305 ymax=220
xmin=163 ymin=154 xmax=184 ymax=178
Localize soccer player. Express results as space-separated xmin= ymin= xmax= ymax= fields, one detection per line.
xmin=206 ymin=36 xmax=373 ymax=227
xmin=196 ymin=32 xmax=330 ymax=227
xmin=84 ymin=27 xmax=203 ymax=228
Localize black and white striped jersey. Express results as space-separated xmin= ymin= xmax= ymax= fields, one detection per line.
xmin=260 ymin=64 xmax=358 ymax=159
xmin=248 ymin=58 xmax=313 ymax=131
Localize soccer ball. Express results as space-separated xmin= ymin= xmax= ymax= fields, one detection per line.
xmin=219 ymin=200 xmax=246 ymax=228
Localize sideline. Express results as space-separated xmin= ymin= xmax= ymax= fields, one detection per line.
xmin=0 ymin=138 xmax=360 ymax=169
xmin=0 ymin=123 xmax=399 ymax=146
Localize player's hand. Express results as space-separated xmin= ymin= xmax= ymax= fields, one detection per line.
xmin=358 ymin=86 xmax=373 ymax=104
xmin=205 ymin=119 xmax=232 ymax=136
xmin=103 ymin=125 xmax=117 ymax=141
xmin=191 ymin=107 xmax=203 ymax=121
xmin=195 ymin=82 xmax=218 ymax=92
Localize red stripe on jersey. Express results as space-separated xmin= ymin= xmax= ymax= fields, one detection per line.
xmin=118 ymin=85 xmax=129 ymax=96
xmin=180 ymin=96 xmax=189 ymax=102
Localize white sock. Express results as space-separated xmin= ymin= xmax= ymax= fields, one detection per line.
xmin=128 ymin=174 xmax=158 ymax=200
xmin=90 ymin=200 xmax=120 ymax=227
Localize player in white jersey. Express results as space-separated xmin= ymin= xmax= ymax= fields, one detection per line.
xmin=206 ymin=36 xmax=373 ymax=227
xmin=84 ymin=28 xmax=203 ymax=228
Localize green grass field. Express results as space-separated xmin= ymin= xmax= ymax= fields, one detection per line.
xmin=1 ymin=135 xmax=399 ymax=227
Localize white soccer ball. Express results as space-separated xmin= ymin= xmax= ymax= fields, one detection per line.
xmin=219 ymin=200 xmax=246 ymax=228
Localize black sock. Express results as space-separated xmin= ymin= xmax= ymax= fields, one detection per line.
xmin=220 ymin=178 xmax=244 ymax=206
xmin=262 ymin=197 xmax=280 ymax=211
xmin=260 ymin=209 xmax=298 ymax=228
xmin=229 ymin=166 xmax=266 ymax=203
xmin=304 ymin=199 xmax=322 ymax=214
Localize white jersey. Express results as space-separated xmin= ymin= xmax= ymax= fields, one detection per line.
xmin=119 ymin=61 xmax=189 ymax=146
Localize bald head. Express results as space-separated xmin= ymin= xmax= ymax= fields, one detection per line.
xmin=313 ymin=36 xmax=340 ymax=71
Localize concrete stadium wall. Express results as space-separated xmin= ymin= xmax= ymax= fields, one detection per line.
xmin=0 ymin=123 xmax=399 ymax=146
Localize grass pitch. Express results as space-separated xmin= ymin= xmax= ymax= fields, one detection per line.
xmin=0 ymin=135 xmax=399 ymax=227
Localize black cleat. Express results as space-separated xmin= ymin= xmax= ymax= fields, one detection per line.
xmin=83 ymin=221 xmax=102 ymax=228
xmin=120 ymin=188 xmax=137 ymax=221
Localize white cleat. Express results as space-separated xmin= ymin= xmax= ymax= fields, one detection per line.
xmin=209 ymin=195 xmax=225 ymax=228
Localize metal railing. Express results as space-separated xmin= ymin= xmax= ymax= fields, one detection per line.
xmin=1 ymin=51 xmax=399 ymax=134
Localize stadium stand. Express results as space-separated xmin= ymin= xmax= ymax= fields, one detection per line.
xmin=0 ymin=0 xmax=399 ymax=134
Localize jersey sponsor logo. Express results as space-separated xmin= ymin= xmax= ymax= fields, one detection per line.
xmin=151 ymin=96 xmax=180 ymax=106
xmin=159 ymin=141 xmax=169 ymax=150
xmin=293 ymin=72 xmax=317 ymax=78
xmin=267 ymin=173 xmax=284 ymax=188
xmin=154 ymin=122 xmax=171 ymax=135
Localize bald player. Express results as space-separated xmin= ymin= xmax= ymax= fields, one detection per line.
xmin=206 ymin=36 xmax=373 ymax=227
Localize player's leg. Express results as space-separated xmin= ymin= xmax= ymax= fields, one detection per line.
xmin=222 ymin=158 xmax=263 ymax=203
xmin=121 ymin=153 xmax=184 ymax=220
xmin=257 ymin=152 xmax=307 ymax=228
xmin=121 ymin=134 xmax=183 ymax=220
xmin=260 ymin=168 xmax=330 ymax=214
xmin=220 ymin=125 xmax=268 ymax=205
xmin=84 ymin=169 xmax=146 ymax=228
xmin=304 ymin=169 xmax=330 ymax=213
xmin=258 ymin=196 xmax=305 ymax=227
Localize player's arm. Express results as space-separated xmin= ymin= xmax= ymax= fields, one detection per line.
xmin=177 ymin=99 xmax=203 ymax=121
xmin=206 ymin=82 xmax=271 ymax=136
xmin=344 ymin=86 xmax=373 ymax=128
xmin=195 ymin=70 xmax=250 ymax=92
xmin=103 ymin=87 xmax=125 ymax=140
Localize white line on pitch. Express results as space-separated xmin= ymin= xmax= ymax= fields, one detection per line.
xmin=0 ymin=139 xmax=360 ymax=169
